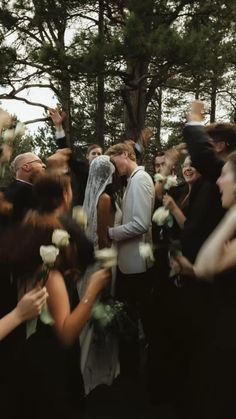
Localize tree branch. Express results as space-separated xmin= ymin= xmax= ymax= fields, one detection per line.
xmin=68 ymin=13 xmax=98 ymax=25
xmin=0 ymin=95 xmax=49 ymax=111
xmin=24 ymin=117 xmax=49 ymax=125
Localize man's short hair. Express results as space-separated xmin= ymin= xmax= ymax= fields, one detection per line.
xmin=105 ymin=143 xmax=136 ymax=161
xmin=206 ymin=123 xmax=236 ymax=152
xmin=155 ymin=151 xmax=165 ymax=157
xmin=11 ymin=152 xmax=38 ymax=172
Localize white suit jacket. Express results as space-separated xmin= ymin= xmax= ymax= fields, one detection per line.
xmin=109 ymin=166 xmax=155 ymax=274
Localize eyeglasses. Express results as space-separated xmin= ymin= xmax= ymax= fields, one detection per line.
xmin=26 ymin=159 xmax=43 ymax=165
xmin=15 ymin=159 xmax=45 ymax=171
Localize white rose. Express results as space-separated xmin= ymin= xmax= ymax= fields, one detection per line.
xmin=0 ymin=108 xmax=12 ymax=131
xmin=52 ymin=229 xmax=70 ymax=247
xmin=40 ymin=245 xmax=59 ymax=265
xmin=14 ymin=122 xmax=26 ymax=138
xmin=72 ymin=206 xmax=88 ymax=229
xmin=154 ymin=173 xmax=165 ymax=183
xmin=2 ymin=128 xmax=15 ymax=143
xmin=95 ymin=247 xmax=118 ymax=268
xmin=152 ymin=207 xmax=170 ymax=226
xmin=164 ymin=175 xmax=178 ymax=190
xmin=139 ymin=243 xmax=155 ymax=262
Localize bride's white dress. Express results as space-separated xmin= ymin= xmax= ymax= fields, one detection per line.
xmin=79 ymin=204 xmax=122 ymax=395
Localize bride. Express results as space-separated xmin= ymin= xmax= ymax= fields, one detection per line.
xmin=79 ymin=154 xmax=122 ymax=395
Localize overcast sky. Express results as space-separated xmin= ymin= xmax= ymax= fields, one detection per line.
xmin=0 ymin=85 xmax=58 ymax=134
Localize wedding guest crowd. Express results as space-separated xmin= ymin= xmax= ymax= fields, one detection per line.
xmin=1 ymin=101 xmax=236 ymax=419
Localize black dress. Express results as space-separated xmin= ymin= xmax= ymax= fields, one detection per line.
xmin=15 ymin=277 xmax=85 ymax=419
xmin=0 ymin=222 xmax=88 ymax=419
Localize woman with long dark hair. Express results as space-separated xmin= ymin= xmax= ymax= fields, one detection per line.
xmin=0 ymin=173 xmax=109 ymax=419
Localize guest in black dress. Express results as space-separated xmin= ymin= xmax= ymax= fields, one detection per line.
xmin=0 ymin=173 xmax=110 ymax=419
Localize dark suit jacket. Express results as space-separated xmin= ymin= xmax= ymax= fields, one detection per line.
xmin=183 ymin=125 xmax=224 ymax=182
xmin=57 ymin=136 xmax=88 ymax=205
xmin=181 ymin=176 xmax=225 ymax=263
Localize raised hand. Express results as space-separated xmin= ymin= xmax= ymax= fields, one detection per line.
xmin=48 ymin=108 xmax=67 ymax=130
xmin=187 ymin=100 xmax=205 ymax=122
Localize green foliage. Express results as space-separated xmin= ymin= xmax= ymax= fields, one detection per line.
xmin=0 ymin=46 xmax=17 ymax=84
xmin=0 ymin=0 xmax=236 ymax=156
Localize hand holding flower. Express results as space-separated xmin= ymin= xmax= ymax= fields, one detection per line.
xmin=16 ymin=287 xmax=48 ymax=322
xmin=163 ymin=194 xmax=178 ymax=214
xmin=170 ymin=255 xmax=195 ymax=277
xmin=85 ymin=268 xmax=111 ymax=297
xmin=95 ymin=247 xmax=117 ymax=268
xmin=152 ymin=206 xmax=173 ymax=227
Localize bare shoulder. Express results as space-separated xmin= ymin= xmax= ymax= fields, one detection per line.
xmin=98 ymin=193 xmax=112 ymax=207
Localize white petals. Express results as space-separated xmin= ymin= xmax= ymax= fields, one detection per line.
xmin=72 ymin=206 xmax=88 ymax=229
xmin=2 ymin=128 xmax=15 ymax=143
xmin=0 ymin=108 xmax=12 ymax=131
xmin=164 ymin=175 xmax=177 ymax=190
xmin=40 ymin=245 xmax=59 ymax=265
xmin=154 ymin=173 xmax=165 ymax=183
xmin=14 ymin=122 xmax=26 ymax=138
xmin=152 ymin=207 xmax=170 ymax=226
xmin=95 ymin=247 xmax=118 ymax=268
xmin=52 ymin=229 xmax=70 ymax=247
xmin=139 ymin=243 xmax=155 ymax=262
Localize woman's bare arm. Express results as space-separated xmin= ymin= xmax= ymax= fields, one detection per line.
xmin=47 ymin=268 xmax=110 ymax=345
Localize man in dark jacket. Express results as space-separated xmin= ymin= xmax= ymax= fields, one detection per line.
xmin=1 ymin=152 xmax=46 ymax=225
xmin=183 ymin=101 xmax=236 ymax=182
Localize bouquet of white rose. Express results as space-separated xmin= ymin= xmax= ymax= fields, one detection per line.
xmin=27 ymin=229 xmax=70 ymax=338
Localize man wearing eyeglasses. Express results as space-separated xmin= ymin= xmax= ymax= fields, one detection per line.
xmin=2 ymin=152 xmax=46 ymax=225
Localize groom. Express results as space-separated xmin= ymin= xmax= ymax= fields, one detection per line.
xmin=106 ymin=142 xmax=155 ymax=378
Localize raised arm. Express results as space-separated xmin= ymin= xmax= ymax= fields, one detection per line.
xmin=47 ymin=268 xmax=110 ymax=346
xmin=48 ymin=107 xmax=68 ymax=149
xmin=183 ymin=101 xmax=224 ymax=182
xmin=194 ymin=205 xmax=236 ymax=278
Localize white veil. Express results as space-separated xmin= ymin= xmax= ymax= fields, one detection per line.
xmin=80 ymin=155 xmax=120 ymax=393
xmin=83 ymin=155 xmax=115 ymax=248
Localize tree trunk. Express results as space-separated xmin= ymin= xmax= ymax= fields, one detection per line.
xmin=122 ymin=58 xmax=149 ymax=141
xmin=210 ymin=83 xmax=217 ymax=123
xmin=96 ymin=0 xmax=105 ymax=149
xmin=156 ymin=87 xmax=162 ymax=150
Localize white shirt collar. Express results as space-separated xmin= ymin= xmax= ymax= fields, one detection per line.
xmin=15 ymin=178 xmax=32 ymax=186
